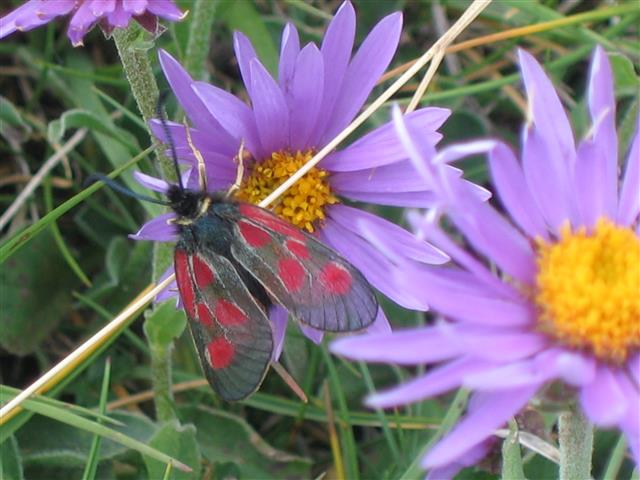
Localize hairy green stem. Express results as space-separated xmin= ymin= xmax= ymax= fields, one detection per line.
xmin=559 ymin=407 xmax=593 ymax=480
xmin=112 ymin=23 xmax=176 ymax=422
xmin=112 ymin=24 xmax=174 ymax=181
xmin=150 ymin=344 xmax=175 ymax=422
xmin=184 ymin=0 xmax=219 ymax=80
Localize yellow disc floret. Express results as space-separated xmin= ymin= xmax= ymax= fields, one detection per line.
xmin=535 ymin=218 xmax=640 ymax=364
xmin=235 ymin=150 xmax=338 ymax=232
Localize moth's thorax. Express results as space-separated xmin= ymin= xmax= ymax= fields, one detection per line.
xmin=168 ymin=186 xmax=228 ymax=225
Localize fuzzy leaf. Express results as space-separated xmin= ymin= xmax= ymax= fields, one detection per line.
xmin=0 ymin=229 xmax=78 ymax=354
xmin=144 ymin=421 xmax=200 ymax=480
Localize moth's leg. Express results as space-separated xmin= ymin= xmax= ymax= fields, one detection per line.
xmin=184 ymin=121 xmax=207 ymax=191
xmin=226 ymin=140 xmax=249 ymax=198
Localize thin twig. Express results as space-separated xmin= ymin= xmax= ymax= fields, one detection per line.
xmin=0 ymin=128 xmax=87 ymax=231
xmin=258 ymin=0 xmax=491 ymax=209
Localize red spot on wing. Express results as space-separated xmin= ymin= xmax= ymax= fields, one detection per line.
xmin=215 ymin=299 xmax=247 ymax=326
xmin=175 ymin=250 xmax=196 ymax=317
xmin=238 ymin=220 xmax=271 ymax=247
xmin=197 ymin=303 xmax=214 ymax=326
xmin=285 ymin=239 xmax=310 ymax=259
xmin=320 ymin=262 xmax=352 ymax=295
xmin=207 ymin=337 xmax=235 ymax=369
xmin=239 ymin=204 xmax=304 ymax=241
xmin=278 ymin=258 xmax=306 ymax=292
xmin=193 ymin=256 xmax=215 ymax=288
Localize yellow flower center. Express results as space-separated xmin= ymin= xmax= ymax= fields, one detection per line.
xmin=535 ymin=218 xmax=640 ymax=364
xmin=234 ymin=150 xmax=338 ymax=232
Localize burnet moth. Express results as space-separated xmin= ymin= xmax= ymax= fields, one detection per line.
xmin=152 ymin=97 xmax=378 ymax=401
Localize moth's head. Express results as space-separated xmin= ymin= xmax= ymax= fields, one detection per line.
xmin=167 ymin=185 xmax=207 ymax=220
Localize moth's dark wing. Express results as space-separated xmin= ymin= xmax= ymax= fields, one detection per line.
xmin=174 ymin=247 xmax=273 ymax=401
xmin=224 ymin=203 xmax=378 ymax=332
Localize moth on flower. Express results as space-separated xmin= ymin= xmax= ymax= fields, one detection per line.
xmin=133 ymin=1 xmax=461 ymax=357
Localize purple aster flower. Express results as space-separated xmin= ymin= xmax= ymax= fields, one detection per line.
xmin=0 ymin=0 xmax=185 ymax=46
xmin=332 ymin=46 xmax=640 ymax=478
xmin=131 ymin=1 xmax=468 ymax=354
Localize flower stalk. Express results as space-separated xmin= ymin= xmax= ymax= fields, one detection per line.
xmin=113 ymin=22 xmax=176 ymax=421
xmin=184 ymin=0 xmax=219 ymax=80
xmin=559 ymin=408 xmax=593 ymax=480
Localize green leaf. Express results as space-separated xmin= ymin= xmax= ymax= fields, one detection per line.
xmin=610 ymin=53 xmax=640 ymax=95
xmin=0 ymin=96 xmax=31 ymax=142
xmin=47 ymin=109 xmax=138 ymax=153
xmin=0 ymin=436 xmax=24 ymax=480
xmin=144 ymin=421 xmax=200 ymax=480
xmin=217 ymin=0 xmax=278 ymax=74
xmin=144 ymin=300 xmax=187 ymax=349
xmin=0 ymin=229 xmax=78 ymax=354
xmin=502 ymin=420 xmax=526 ymax=480
xmin=181 ymin=405 xmax=311 ymax=479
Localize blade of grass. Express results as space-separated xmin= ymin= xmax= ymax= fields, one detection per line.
xmin=602 ymin=435 xmax=628 ymax=480
xmin=43 ymin=179 xmax=92 ymax=287
xmin=0 ymin=145 xmax=154 ymax=264
xmin=321 ymin=347 xmax=359 ymax=480
xmin=13 ymin=387 xmax=190 ymax=472
xmin=81 ymin=358 xmax=112 ymax=480
xmin=399 ymin=388 xmax=470 ymax=479
xmin=358 ymin=362 xmax=401 ymax=464
xmin=0 ymin=385 xmax=122 ymax=429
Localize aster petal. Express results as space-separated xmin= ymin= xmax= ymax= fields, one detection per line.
xmin=618 ymin=117 xmax=640 ymax=225
xmin=68 ymin=1 xmax=100 ymax=46
xmin=554 ymin=350 xmax=596 ymax=386
xmin=91 ymin=0 xmax=116 ymax=17
xmin=366 ymin=307 xmax=391 ymax=334
xmin=233 ymin=31 xmax=259 ymax=97
xmin=574 ymin=136 xmax=609 ymax=228
xmin=518 ymin=49 xmax=576 ymax=167
xmin=312 ymin=1 xmax=356 ymax=144
xmin=299 ymin=324 xmax=324 ymax=345
xmin=580 ymin=364 xmax=628 ymax=426
xmin=158 ymin=50 xmax=235 ymax=145
xmin=340 ymin=190 xmax=438 ymax=208
xmin=323 ymin=108 xmax=449 ymax=172
xmin=407 ymin=212 xmax=521 ymax=301
xmin=331 ymin=326 xmax=462 ymax=365
xmin=489 ymin=142 xmax=549 ymax=240
xmin=133 ymin=171 xmax=170 ymax=193
xmin=587 ymin=46 xmax=617 ymax=216
xmin=191 ymin=82 xmax=262 ymax=158
xmin=290 ymin=44 xmax=324 ymax=150
xmin=278 ymin=22 xmax=300 ymax=94
xmin=129 ymin=213 xmax=177 ymax=241
xmin=398 ymin=266 xmax=535 ymax=327
xmin=269 ymin=305 xmax=288 ymax=360
xmin=366 ymin=357 xmax=491 ymax=408
xmin=450 ymin=193 xmax=537 ymax=284
xmin=249 ymin=59 xmax=290 ymax=154
xmin=338 ymin=205 xmax=448 ymax=265
xmin=463 ymin=357 xmax=556 ymax=390
xmin=145 ymin=0 xmax=185 ymax=21
xmin=322 ymin=12 xmax=402 ymax=142
xmin=123 ymin=0 xmax=147 ymax=15
xmin=426 ymin=440 xmax=493 ymax=480
xmin=2 ymin=1 xmax=54 ymax=37
xmin=320 ymin=218 xmax=429 ymax=310
xmin=522 ymin=125 xmax=576 ymax=231
xmin=107 ymin=5 xmax=132 ymax=28
xmin=422 ymin=386 xmax=539 ymax=469
xmin=156 ymin=266 xmax=179 ymax=303
xmin=452 ymin=328 xmax=549 ymax=363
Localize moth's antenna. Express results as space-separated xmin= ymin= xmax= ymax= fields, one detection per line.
xmin=84 ymin=174 xmax=170 ymax=206
xmin=156 ymin=91 xmax=184 ymax=191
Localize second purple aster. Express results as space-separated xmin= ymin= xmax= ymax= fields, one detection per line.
xmin=132 ymin=1 xmax=458 ymax=352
